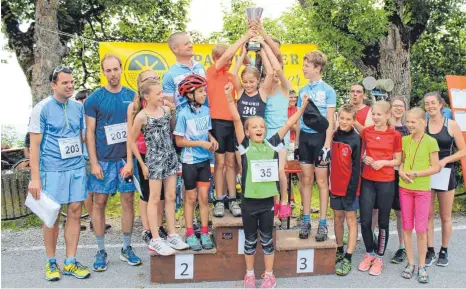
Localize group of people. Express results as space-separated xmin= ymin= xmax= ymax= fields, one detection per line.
xmin=26 ymin=19 xmax=465 ymax=288
xmin=331 ymin=87 xmax=465 ymax=282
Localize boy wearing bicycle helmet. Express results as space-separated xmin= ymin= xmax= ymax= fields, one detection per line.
xmin=174 ymin=75 xmax=218 ymax=250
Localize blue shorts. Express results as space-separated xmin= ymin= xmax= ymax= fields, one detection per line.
xmin=88 ymin=159 xmax=138 ymax=194
xmin=266 ymin=128 xmax=290 ymax=149
xmin=40 ymin=166 xmax=88 ymax=205
xmin=330 ymin=194 xmax=359 ymax=212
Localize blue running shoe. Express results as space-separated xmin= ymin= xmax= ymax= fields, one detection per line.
xmin=120 ymin=246 xmax=142 ymax=266
xmin=200 ymin=233 xmax=214 ymax=250
xmin=186 ymin=234 xmax=202 ymax=251
xmin=93 ymin=250 xmax=108 ymax=272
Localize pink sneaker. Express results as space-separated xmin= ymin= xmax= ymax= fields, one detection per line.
xmin=369 ymin=257 xmax=384 ymax=276
xmin=278 ymin=204 xmax=291 ymax=219
xmin=260 ymin=273 xmax=276 ymax=288
xmin=244 ymin=273 xmax=256 ymax=288
xmin=358 ymin=253 xmax=376 ymax=272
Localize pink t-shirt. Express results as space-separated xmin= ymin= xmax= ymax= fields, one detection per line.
xmin=137 ymin=132 xmax=146 ymax=154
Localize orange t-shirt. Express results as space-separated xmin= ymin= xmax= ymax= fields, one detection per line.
xmin=206 ymin=65 xmax=236 ymax=121
xmin=361 ymin=126 xmax=402 ymax=182
xmin=356 ymin=105 xmax=371 ymax=126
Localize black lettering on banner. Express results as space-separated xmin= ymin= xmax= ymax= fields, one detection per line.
xmin=282 ymin=54 xmax=288 ymax=65
xmin=290 ymin=54 xmax=299 ymax=65
xmin=193 ymin=55 xmax=202 ymax=62
xmin=204 ymin=55 xmax=213 ymax=66
xmin=300 ymin=257 xmax=307 ymax=270
xmin=181 ymin=263 xmax=189 ymax=276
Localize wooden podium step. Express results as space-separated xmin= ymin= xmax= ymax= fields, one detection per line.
xmin=150 ymin=212 xmax=337 ymax=284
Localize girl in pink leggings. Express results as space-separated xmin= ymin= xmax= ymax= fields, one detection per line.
xmin=398 ymin=107 xmax=440 ymax=284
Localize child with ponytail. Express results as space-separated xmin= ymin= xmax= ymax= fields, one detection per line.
xmin=358 ymin=100 xmax=402 ymax=276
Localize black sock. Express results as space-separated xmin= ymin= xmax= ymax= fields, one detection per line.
xmin=344 ymin=253 xmax=352 ymax=262
xmin=337 ymin=246 xmax=344 ymax=254
xmin=428 ymin=247 xmax=435 ymax=253
xmin=440 ymin=247 xmax=448 ymax=253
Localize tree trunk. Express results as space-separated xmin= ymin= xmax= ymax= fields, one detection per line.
xmin=377 ymin=24 xmax=412 ymax=107
xmin=352 ymin=25 xmax=412 ymax=107
xmin=31 ymin=0 xmax=64 ymax=105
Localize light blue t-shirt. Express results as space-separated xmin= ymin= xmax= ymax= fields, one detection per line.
xmin=28 ymin=96 xmax=86 ymax=172
xmin=162 ymin=60 xmax=207 ymax=112
xmin=297 ymin=80 xmax=337 ymax=133
xmin=84 ymin=86 xmax=135 ymax=161
xmin=173 ymin=105 xmax=212 ymax=164
xmin=265 ymin=89 xmax=289 ymax=130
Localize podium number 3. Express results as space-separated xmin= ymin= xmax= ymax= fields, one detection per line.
xmin=297 ymin=249 xmax=314 ymax=273
xmin=299 ymin=257 xmax=307 ymax=270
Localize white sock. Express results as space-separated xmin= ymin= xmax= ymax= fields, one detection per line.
xmin=246 ymin=269 xmax=254 ymax=276
xmin=265 ymin=271 xmax=273 ymax=275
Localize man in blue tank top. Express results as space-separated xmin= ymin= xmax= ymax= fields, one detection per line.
xmin=85 ymin=54 xmax=141 ymax=272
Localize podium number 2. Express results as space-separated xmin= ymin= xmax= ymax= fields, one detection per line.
xmin=175 ymin=254 xmax=194 ymax=279
xmin=297 ymin=249 xmax=314 ymax=273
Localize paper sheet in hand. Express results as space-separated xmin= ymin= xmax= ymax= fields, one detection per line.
xmin=25 ymin=191 xmax=60 ymax=228
xmin=133 ymin=175 xmax=142 ymax=197
xmin=431 ymin=168 xmax=451 ymax=191
xmin=454 ymin=111 xmax=466 ymax=131
xmin=451 ymin=88 xmax=466 ymax=109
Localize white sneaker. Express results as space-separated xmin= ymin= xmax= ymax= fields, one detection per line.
xmin=230 ymin=200 xmax=242 ymax=217
xmin=148 ymin=238 xmax=175 ymax=256
xmin=166 ymin=234 xmax=190 ymax=250
xmin=213 ymin=202 xmax=225 ymax=217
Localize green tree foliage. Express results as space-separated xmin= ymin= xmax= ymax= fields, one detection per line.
xmin=1 ymin=125 xmax=23 ymax=148
xmin=411 ymin=9 xmax=466 ymax=107
xmin=1 ymin=0 xmax=190 ymax=90
xmin=209 ymin=0 xmax=361 ymax=107
xmin=213 ymin=0 xmax=463 ymax=107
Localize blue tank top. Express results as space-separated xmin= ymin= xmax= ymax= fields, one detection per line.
xmin=265 ymin=89 xmax=289 ymax=130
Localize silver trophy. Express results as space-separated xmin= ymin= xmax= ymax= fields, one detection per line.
xmin=245 ymin=7 xmax=263 ymax=51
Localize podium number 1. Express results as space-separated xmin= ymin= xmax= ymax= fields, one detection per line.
xmin=175 ymin=254 xmax=194 ymax=279
xmin=297 ymin=249 xmax=314 ymax=273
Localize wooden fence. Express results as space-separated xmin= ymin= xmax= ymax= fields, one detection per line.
xmin=1 ymin=169 xmax=31 ymax=220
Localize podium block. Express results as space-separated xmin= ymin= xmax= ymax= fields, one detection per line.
xmin=150 ymin=211 xmax=337 ymax=284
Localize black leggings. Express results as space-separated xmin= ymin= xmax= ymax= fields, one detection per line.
xmin=242 ymin=198 xmax=275 ymax=256
xmin=359 ymin=178 xmax=394 ymax=256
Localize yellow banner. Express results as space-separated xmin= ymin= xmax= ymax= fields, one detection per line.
xmin=99 ymin=42 xmax=317 ymax=92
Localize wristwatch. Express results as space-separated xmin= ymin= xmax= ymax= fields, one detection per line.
xmin=413 ymin=172 xmax=418 ymax=178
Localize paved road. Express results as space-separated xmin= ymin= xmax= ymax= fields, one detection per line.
xmin=2 ymin=217 xmax=466 ymax=288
